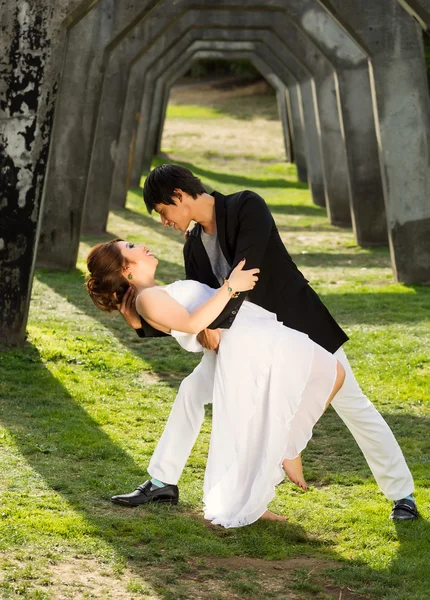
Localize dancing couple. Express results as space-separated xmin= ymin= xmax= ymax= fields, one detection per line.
xmin=86 ymin=164 xmax=418 ymax=527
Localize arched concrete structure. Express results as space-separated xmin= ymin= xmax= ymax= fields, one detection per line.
xmin=82 ymin=6 xmax=329 ymax=237
xmin=118 ymin=28 xmax=311 ymax=197
xmin=398 ymin=0 xmax=430 ymax=31
xmin=119 ymin=19 xmax=328 ymax=210
xmin=113 ymin=3 xmax=369 ymax=228
xmin=0 ymin=0 xmax=97 ymax=344
xmin=2 ymin=0 xmax=429 ymax=345
xmin=36 ymin=0 xmax=388 ymax=272
xmin=318 ymin=0 xmax=430 ymax=282
xmin=139 ymin=44 xmax=290 ymax=176
xmin=150 ymin=56 xmax=299 ymax=175
xmin=151 ymin=57 xmax=294 ymax=164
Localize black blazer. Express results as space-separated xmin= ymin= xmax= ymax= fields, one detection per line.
xmin=138 ymin=189 xmax=348 ymax=354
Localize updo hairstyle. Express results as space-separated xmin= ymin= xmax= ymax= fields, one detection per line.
xmin=86 ymin=238 xmax=129 ymax=312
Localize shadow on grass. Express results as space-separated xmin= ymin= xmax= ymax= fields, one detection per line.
xmin=1 ymin=342 xmax=428 ymax=598
xmin=153 ymin=155 xmax=308 ymax=191
xmin=267 ymin=203 xmax=326 ymax=216
xmin=35 ymin=262 xmax=193 ymax=390
xmin=320 ymin=286 xmax=430 ymax=325
xmin=293 ymin=251 xmax=392 ymax=270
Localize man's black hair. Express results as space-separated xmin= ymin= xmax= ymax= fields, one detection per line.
xmin=143 ymin=164 xmax=206 ymax=214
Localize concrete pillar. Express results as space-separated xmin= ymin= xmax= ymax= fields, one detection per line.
xmin=284 ymin=0 xmax=388 ymax=244
xmin=284 ymin=88 xmax=295 ymax=164
xmin=118 ymin=11 xmax=327 ymax=209
xmin=320 ymin=0 xmax=430 ymax=281
xmin=81 ymin=6 xmax=180 ymax=233
xmin=36 ymin=1 xmax=115 ymax=269
xmin=397 ymin=0 xmax=430 ymax=31
xmin=144 ymin=46 xmax=285 ymax=173
xmin=110 ymin=15 xmax=314 ymax=207
xmin=276 ymin=83 xmax=293 ymax=163
xmin=0 ymin=0 xmax=93 ymax=345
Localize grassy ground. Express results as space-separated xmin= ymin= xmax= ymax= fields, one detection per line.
xmin=0 ymin=81 xmax=429 ymax=600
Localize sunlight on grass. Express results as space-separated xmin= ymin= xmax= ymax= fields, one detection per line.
xmin=166 ymin=104 xmax=223 ymax=119
xmin=0 ymin=81 xmax=429 ymax=600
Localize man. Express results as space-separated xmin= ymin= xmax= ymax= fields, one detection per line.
xmin=113 ymin=164 xmax=418 ymax=521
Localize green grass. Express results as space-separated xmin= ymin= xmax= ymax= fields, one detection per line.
xmin=0 ymin=88 xmax=429 ymax=600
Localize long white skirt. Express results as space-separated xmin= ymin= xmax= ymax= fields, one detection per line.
xmin=203 ymin=301 xmax=338 ymax=528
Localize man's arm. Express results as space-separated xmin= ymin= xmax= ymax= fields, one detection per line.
xmin=207 ymin=191 xmax=273 ymax=330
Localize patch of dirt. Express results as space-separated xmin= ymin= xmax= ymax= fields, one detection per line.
xmin=171 ymin=77 xmax=272 ymax=102
xmin=47 ymin=557 xmax=158 ymax=600
xmin=43 ymin=555 xmax=369 ymax=600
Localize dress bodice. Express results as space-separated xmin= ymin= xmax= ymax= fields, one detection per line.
xmin=162 ymin=280 xmax=217 ymax=352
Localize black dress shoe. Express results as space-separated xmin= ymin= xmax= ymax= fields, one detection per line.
xmin=390 ymin=497 xmax=419 ymax=521
xmin=111 ymin=480 xmax=179 ymax=507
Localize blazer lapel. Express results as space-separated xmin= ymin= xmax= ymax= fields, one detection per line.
xmin=213 ymin=191 xmax=234 ymax=265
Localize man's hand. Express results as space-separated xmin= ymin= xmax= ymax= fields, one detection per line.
xmin=196 ymin=328 xmax=221 ymax=353
xmin=119 ymin=287 xmax=142 ymax=329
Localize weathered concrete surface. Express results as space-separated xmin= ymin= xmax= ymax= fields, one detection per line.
xmin=0 ymin=0 xmax=94 ymax=345
xmin=142 ymin=43 xmax=279 ymax=173
xmin=397 ymin=0 xmax=430 ymax=31
xmin=81 ymin=4 xmax=178 ymax=233
xmin=285 ymin=85 xmax=308 ymax=181
xmin=118 ymin=10 xmax=327 ymax=210
xmin=276 ymin=82 xmax=293 ymax=164
xmin=152 ymin=55 xmax=293 ymax=164
xmin=37 ymin=1 xmax=163 ymax=267
xmin=152 ymin=54 xmax=305 ymax=178
xmin=320 ymin=0 xmax=430 ymax=281
xmin=284 ymin=0 xmax=386 ymax=244
xmin=36 ymin=0 xmax=114 ymax=269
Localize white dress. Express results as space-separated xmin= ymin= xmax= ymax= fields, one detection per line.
xmin=158 ymin=280 xmax=338 ymax=528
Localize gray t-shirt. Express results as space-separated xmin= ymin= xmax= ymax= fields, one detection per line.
xmin=200 ymin=227 xmax=231 ymax=286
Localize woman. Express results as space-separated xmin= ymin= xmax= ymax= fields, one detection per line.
xmin=86 ymin=239 xmax=345 ymax=528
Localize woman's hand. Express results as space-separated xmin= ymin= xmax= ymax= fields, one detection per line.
xmin=197 ymin=328 xmax=221 ymax=353
xmin=228 ymin=259 xmax=260 ymax=294
xmin=119 ymin=287 xmax=142 ymax=329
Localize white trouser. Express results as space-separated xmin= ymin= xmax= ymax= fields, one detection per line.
xmin=149 ymin=347 xmax=414 ymax=501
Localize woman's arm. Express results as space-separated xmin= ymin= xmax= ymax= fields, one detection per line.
xmin=137 ymin=261 xmax=258 ymax=335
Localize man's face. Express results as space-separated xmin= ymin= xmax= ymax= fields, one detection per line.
xmin=154 ymin=194 xmax=193 ymax=232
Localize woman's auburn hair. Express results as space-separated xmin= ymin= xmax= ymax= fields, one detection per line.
xmin=85 ymin=238 xmax=130 ymax=312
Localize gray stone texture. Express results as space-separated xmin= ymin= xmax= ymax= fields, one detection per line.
xmin=112 ymin=8 xmax=329 ymax=213
xmin=0 ymin=0 xmax=94 ymax=345
xmin=282 ymin=0 xmax=387 ymax=245
xmin=276 ymin=82 xmax=294 ymax=164
xmin=36 ymin=0 xmax=115 ymax=269
xmin=320 ymin=0 xmax=430 ymax=281
xmin=398 ymin=0 xmax=430 ymax=31
xmin=143 ymin=45 xmax=277 ymax=175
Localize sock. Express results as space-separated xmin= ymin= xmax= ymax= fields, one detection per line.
xmin=404 ymin=494 xmax=414 ymax=502
xmin=150 ymin=477 xmax=166 ymax=488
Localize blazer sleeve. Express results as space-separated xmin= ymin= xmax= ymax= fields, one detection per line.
xmin=207 ymin=191 xmax=273 ymax=330
xmin=135 ymin=316 xmax=169 ymax=338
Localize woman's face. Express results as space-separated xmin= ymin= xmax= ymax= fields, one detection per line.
xmin=116 ymin=241 xmax=158 ymax=280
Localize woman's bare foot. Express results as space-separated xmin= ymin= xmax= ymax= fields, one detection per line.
xmin=282 ymin=455 xmax=309 ymax=490
xmin=259 ymin=510 xmax=288 ymax=522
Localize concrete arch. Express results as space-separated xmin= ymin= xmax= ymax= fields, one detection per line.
xmin=2 ymin=0 xmax=429 ymax=344
xmin=81 ymin=7 xmax=328 ymax=237
xmin=318 ymin=0 xmax=430 ymax=283
xmin=140 ymin=44 xmax=291 ymax=174
xmin=0 ymin=0 xmax=99 ymax=344
xmin=120 ymin=11 xmax=332 ymax=210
